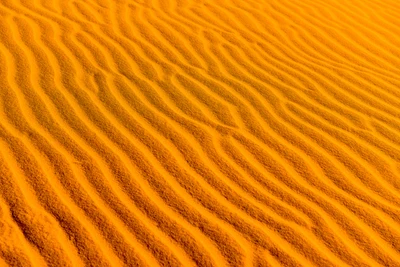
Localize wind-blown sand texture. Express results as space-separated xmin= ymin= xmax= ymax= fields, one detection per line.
xmin=1 ymin=0 xmax=400 ymax=266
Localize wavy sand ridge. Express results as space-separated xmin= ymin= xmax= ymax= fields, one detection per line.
xmin=0 ymin=0 xmax=400 ymax=266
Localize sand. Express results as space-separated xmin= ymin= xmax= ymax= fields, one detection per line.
xmin=0 ymin=0 xmax=400 ymax=266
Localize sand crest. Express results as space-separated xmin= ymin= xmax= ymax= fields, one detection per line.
xmin=1 ymin=0 xmax=400 ymax=266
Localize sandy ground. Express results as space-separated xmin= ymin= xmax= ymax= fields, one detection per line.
xmin=1 ymin=0 xmax=400 ymax=266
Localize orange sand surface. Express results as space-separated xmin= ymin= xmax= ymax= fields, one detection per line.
xmin=1 ymin=0 xmax=400 ymax=266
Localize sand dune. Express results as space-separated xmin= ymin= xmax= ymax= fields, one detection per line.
xmin=0 ymin=0 xmax=400 ymax=266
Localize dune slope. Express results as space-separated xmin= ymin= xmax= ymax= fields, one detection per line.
xmin=1 ymin=0 xmax=400 ymax=266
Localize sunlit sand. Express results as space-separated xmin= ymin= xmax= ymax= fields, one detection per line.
xmin=1 ymin=0 xmax=400 ymax=266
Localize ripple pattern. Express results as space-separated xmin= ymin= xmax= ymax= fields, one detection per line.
xmin=1 ymin=0 xmax=400 ymax=266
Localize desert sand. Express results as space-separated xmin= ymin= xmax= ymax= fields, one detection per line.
xmin=0 ymin=0 xmax=400 ymax=266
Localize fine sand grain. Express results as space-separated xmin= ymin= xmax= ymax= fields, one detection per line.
xmin=1 ymin=0 xmax=400 ymax=266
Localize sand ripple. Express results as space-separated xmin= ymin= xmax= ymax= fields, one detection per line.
xmin=1 ymin=0 xmax=400 ymax=266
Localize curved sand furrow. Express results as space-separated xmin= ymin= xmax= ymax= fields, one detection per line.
xmin=224 ymin=138 xmax=384 ymax=267
xmin=217 ymin=44 xmax=400 ymax=208
xmin=1 ymin=18 xmax=177 ymax=266
xmin=94 ymin=77 xmax=388 ymax=266
xmin=104 ymin=16 xmax=400 ymax=264
xmin=0 ymin=8 xmax=209 ymax=267
xmin=229 ymin=135 xmax=400 ymax=266
xmin=2 ymin=0 xmax=400 ymax=266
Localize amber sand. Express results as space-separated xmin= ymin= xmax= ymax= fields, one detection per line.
xmin=1 ymin=0 xmax=400 ymax=266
